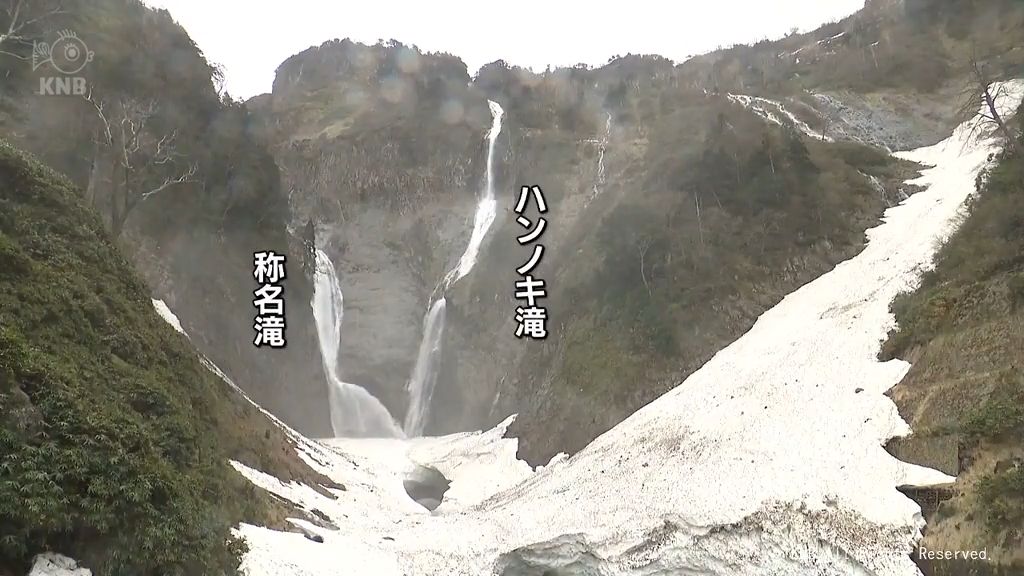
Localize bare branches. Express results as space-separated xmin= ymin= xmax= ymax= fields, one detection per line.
xmin=957 ymin=52 xmax=1023 ymax=155
xmin=81 ymin=90 xmax=199 ymax=236
xmin=0 ymin=0 xmax=64 ymax=51
xmin=638 ymin=236 xmax=653 ymax=297
xmin=83 ymin=88 xmax=113 ymax=145
xmin=141 ymin=163 xmax=197 ymax=200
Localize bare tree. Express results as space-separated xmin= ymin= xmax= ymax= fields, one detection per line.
xmin=820 ymin=106 xmax=841 ymax=143
xmin=0 ymin=0 xmax=63 ymax=57
xmin=957 ymin=54 xmax=1023 ymax=155
xmin=694 ymin=192 xmax=705 ymax=248
xmin=638 ymin=235 xmax=653 ymax=297
xmin=84 ymin=91 xmax=198 ymax=237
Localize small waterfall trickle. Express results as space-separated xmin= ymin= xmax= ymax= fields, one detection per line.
xmin=589 ymin=112 xmax=612 ymax=202
xmin=403 ymin=100 xmax=505 ymax=437
xmin=312 ymin=248 xmax=404 ymax=438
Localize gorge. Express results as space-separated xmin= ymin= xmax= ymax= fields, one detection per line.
xmin=3 ymin=0 xmax=1024 ymax=574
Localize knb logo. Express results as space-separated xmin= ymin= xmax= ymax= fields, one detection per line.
xmin=32 ymin=29 xmax=93 ymax=96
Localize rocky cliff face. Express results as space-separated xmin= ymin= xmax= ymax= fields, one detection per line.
xmin=251 ymin=40 xmax=497 ymax=415
xmin=253 ymin=36 xmax=932 ymax=461
xmin=4 ymin=0 xmax=1024 ymax=570
xmin=250 ymin=1 xmax=1024 ymax=469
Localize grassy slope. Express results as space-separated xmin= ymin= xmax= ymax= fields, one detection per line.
xmin=0 ymin=140 xmax=326 ymax=575
xmin=883 ymin=107 xmax=1024 ymax=567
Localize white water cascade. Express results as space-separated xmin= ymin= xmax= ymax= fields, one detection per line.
xmin=403 ymin=100 xmax=504 ymax=436
xmin=403 ymin=298 xmax=447 ymax=436
xmin=312 ymin=248 xmax=404 ymax=438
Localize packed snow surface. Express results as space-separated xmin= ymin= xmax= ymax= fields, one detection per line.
xmin=151 ymin=299 xmax=185 ymax=334
xmin=233 ymin=81 xmax=1024 ymax=575
xmin=28 ymin=554 xmax=91 ymax=576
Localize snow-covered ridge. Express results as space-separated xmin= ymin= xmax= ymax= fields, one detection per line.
xmin=164 ymin=82 xmax=1023 ymax=575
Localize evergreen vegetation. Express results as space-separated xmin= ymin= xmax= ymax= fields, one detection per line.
xmin=0 ymin=0 xmax=332 ymax=438
xmin=0 ymin=140 xmax=320 ymax=576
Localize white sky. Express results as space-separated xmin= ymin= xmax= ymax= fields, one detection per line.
xmin=142 ymin=0 xmax=865 ymax=99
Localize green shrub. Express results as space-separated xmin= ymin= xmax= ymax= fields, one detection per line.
xmin=962 ymin=373 xmax=1024 ymax=440
xmin=0 ymin=140 xmax=288 ymax=575
xmin=1008 ymin=274 xmax=1024 ymax=311
xmin=977 ymin=467 xmax=1024 ymax=536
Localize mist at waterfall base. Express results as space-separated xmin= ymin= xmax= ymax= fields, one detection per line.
xmin=312 ymin=248 xmax=404 ymax=438
xmin=403 ymin=100 xmax=505 ymax=437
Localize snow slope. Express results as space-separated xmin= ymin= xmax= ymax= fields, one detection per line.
xmin=27 ymin=554 xmax=91 ymax=576
xmin=152 ymin=299 xmax=185 ymax=335
xmin=227 ymin=80 xmax=1024 ymax=575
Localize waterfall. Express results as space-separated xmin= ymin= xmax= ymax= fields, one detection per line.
xmin=312 ymin=248 xmax=404 ymax=438
xmin=589 ymin=112 xmax=612 ymax=201
xmin=403 ymin=100 xmax=505 ymax=436
xmin=443 ymin=100 xmax=505 ymax=287
xmin=403 ymin=298 xmax=447 ymax=435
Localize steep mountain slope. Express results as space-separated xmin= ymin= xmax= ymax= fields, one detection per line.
xmin=3 ymin=0 xmax=1023 ymax=572
xmin=455 ymin=60 xmax=915 ymax=462
xmin=251 ymin=0 xmax=1024 ymax=466
xmin=254 ymin=43 xmax=916 ymax=455
xmin=230 ymin=79 xmax=1024 ymax=575
xmin=883 ymin=103 xmax=1024 ymax=571
xmin=0 ymin=0 xmax=332 ymax=438
xmin=0 ymin=140 xmax=327 ymax=574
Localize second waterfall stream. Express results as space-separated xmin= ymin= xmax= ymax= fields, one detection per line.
xmin=403 ymin=100 xmax=505 ymax=436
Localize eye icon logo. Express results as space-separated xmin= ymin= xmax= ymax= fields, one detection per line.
xmin=32 ymin=29 xmax=93 ymax=75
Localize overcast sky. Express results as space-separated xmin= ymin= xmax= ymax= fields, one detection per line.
xmin=142 ymin=0 xmax=865 ymax=99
